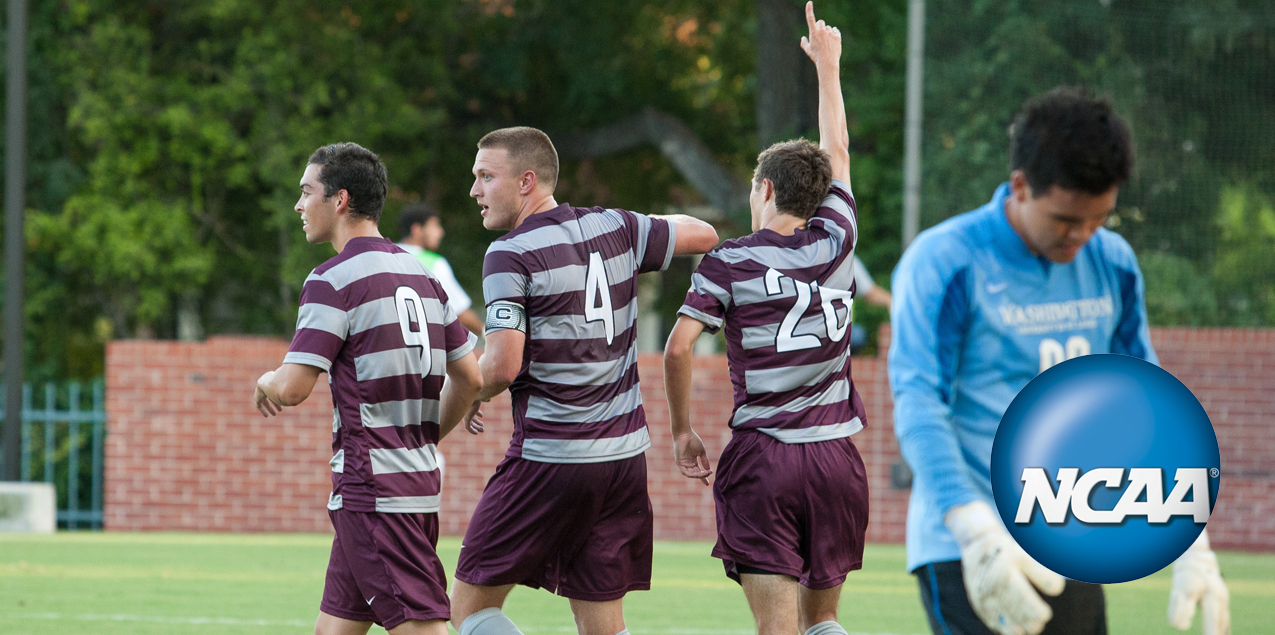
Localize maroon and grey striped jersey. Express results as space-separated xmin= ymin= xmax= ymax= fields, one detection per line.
xmin=482 ymin=204 xmax=676 ymax=463
xmin=285 ymin=237 xmax=477 ymax=513
xmin=678 ymin=180 xmax=866 ymax=443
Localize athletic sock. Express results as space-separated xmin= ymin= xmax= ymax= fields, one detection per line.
xmin=615 ymin=630 xmax=631 ymax=635
xmin=804 ymin=620 xmax=848 ymax=635
xmin=460 ymin=608 xmax=525 ymax=635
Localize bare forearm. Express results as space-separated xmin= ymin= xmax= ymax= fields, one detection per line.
xmin=475 ymin=355 xmax=513 ymax=402
xmin=473 ymin=381 xmax=508 ymax=404
xmin=664 ymin=349 xmax=696 ymax=437
xmin=663 ymin=316 xmax=705 ymax=438
xmin=803 ymin=2 xmax=850 ymax=184
xmin=474 ymin=329 xmax=524 ymax=403
xmin=816 ymin=63 xmax=849 ymax=180
xmin=439 ymin=377 xmax=482 ymax=439
xmin=439 ymin=356 xmax=483 ymax=439
xmin=458 ymin=309 xmax=484 ymax=336
xmin=652 ymin=214 xmax=720 ymax=255
xmin=865 ymin=286 xmax=892 ymax=310
xmin=263 ymin=364 xmax=320 ymax=406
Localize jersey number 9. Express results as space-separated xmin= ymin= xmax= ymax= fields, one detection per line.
xmin=395 ymin=286 xmax=433 ymax=378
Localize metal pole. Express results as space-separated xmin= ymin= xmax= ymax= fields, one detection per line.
xmin=902 ymin=0 xmax=925 ymax=248
xmin=3 ymin=0 xmax=28 ymax=481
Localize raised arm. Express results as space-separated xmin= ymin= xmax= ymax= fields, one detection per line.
xmin=801 ymin=1 xmax=850 ymax=186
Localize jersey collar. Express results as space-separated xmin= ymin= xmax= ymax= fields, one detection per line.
xmin=506 ymin=203 xmax=570 ymax=238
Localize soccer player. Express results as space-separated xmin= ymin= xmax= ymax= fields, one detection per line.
xmin=397 ymin=203 xmax=484 ymax=335
xmin=253 ymin=142 xmax=484 ymax=635
xmin=889 ymin=89 xmax=1231 ymax=635
xmin=663 ymin=5 xmax=868 ymax=635
xmin=447 ymin=126 xmax=719 ymax=635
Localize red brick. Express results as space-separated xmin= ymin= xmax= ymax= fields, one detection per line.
xmin=105 ymin=330 xmax=1275 ymax=551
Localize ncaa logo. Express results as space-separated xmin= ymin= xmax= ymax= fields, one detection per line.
xmin=990 ymin=354 xmax=1221 ymax=584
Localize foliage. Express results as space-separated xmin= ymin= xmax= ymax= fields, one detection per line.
xmin=4 ymin=0 xmax=912 ymax=379
xmin=1212 ymin=184 xmax=1275 ymax=325
xmin=919 ymin=0 xmax=1275 ymax=326
xmin=1138 ymin=252 xmax=1218 ymax=327
xmin=3 ymin=0 xmax=1270 ymax=380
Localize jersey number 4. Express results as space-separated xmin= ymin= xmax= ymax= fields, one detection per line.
xmin=584 ymin=251 xmax=615 ymax=345
xmin=765 ymin=268 xmax=853 ymax=353
xmin=395 ymin=286 xmax=433 ymax=377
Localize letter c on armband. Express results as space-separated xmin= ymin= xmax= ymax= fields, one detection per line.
xmin=485 ymin=300 xmax=527 ymax=333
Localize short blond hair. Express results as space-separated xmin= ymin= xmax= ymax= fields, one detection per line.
xmin=478 ymin=126 xmax=559 ymax=191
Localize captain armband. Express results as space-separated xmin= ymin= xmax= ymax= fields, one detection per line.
xmin=485 ymin=301 xmax=527 ymax=333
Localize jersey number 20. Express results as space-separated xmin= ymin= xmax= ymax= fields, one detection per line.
xmin=395 ymin=286 xmax=433 ymax=377
xmin=765 ymin=268 xmax=853 ymax=353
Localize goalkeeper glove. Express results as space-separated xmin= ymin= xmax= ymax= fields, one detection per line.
xmin=945 ymin=500 xmax=1066 ymax=635
xmin=1169 ymin=529 xmax=1230 ymax=635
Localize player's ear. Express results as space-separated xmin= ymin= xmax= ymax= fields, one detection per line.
xmin=520 ymin=170 xmax=537 ymax=195
xmin=1009 ymin=170 xmax=1031 ymax=201
xmin=763 ymin=178 xmax=776 ymax=204
xmin=333 ymin=188 xmax=351 ymax=214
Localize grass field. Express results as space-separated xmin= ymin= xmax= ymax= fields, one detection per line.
xmin=0 ymin=533 xmax=1270 ymax=635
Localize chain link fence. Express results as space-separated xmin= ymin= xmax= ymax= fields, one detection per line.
xmin=920 ymin=0 xmax=1275 ymax=326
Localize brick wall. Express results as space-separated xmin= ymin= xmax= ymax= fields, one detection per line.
xmin=104 ymin=328 xmax=1275 ymax=551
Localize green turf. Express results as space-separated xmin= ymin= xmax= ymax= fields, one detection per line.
xmin=0 ymin=533 xmax=1270 ymax=634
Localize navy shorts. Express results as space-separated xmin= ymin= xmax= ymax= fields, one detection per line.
xmin=712 ymin=431 xmax=869 ymax=590
xmin=455 ymin=453 xmax=653 ymax=601
xmin=321 ymin=509 xmax=450 ymax=629
xmin=914 ymin=560 xmax=1107 ymax=635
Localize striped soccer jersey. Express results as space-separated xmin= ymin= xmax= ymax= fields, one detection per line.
xmin=285 ymin=237 xmax=478 ymax=514
xmin=679 ymin=180 xmax=866 ymax=443
xmin=482 ymin=204 xmax=676 ymax=463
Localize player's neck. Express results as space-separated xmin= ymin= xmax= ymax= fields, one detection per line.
xmin=511 ymin=193 xmax=560 ymax=230
xmin=1002 ymin=195 xmax=1040 ymax=256
xmin=761 ymin=209 xmax=807 ymax=236
xmin=332 ymin=220 xmax=383 ymax=253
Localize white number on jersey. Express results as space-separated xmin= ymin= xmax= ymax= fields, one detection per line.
xmin=765 ymin=268 xmax=853 ymax=352
xmin=1039 ymin=335 xmax=1092 ymax=373
xmin=395 ymin=286 xmax=433 ymax=377
xmin=584 ymin=251 xmax=615 ymax=345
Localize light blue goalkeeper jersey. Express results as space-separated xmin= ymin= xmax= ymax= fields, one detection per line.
xmin=889 ymin=183 xmax=1157 ymax=572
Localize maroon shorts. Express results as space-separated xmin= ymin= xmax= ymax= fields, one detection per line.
xmin=321 ymin=509 xmax=450 ymax=629
xmin=712 ymin=431 xmax=869 ymax=590
xmin=455 ymin=453 xmax=653 ymax=601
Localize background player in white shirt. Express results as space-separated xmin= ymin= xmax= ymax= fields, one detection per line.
xmin=397 ymin=203 xmax=484 ymax=335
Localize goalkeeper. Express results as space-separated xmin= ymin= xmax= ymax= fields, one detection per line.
xmin=888 ymin=88 xmax=1230 ymax=635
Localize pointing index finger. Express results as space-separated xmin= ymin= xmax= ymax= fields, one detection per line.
xmin=805 ymin=1 xmax=816 ymax=32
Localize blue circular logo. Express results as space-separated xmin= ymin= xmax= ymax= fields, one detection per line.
xmin=990 ymin=354 xmax=1220 ymax=584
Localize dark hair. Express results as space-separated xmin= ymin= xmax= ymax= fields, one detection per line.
xmin=307 ymin=142 xmax=388 ymax=222
xmin=477 ymin=126 xmax=559 ymax=191
xmin=1010 ymin=87 xmax=1134 ymax=196
xmin=397 ymin=203 xmax=438 ymax=242
xmin=754 ymin=139 xmax=833 ymax=220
